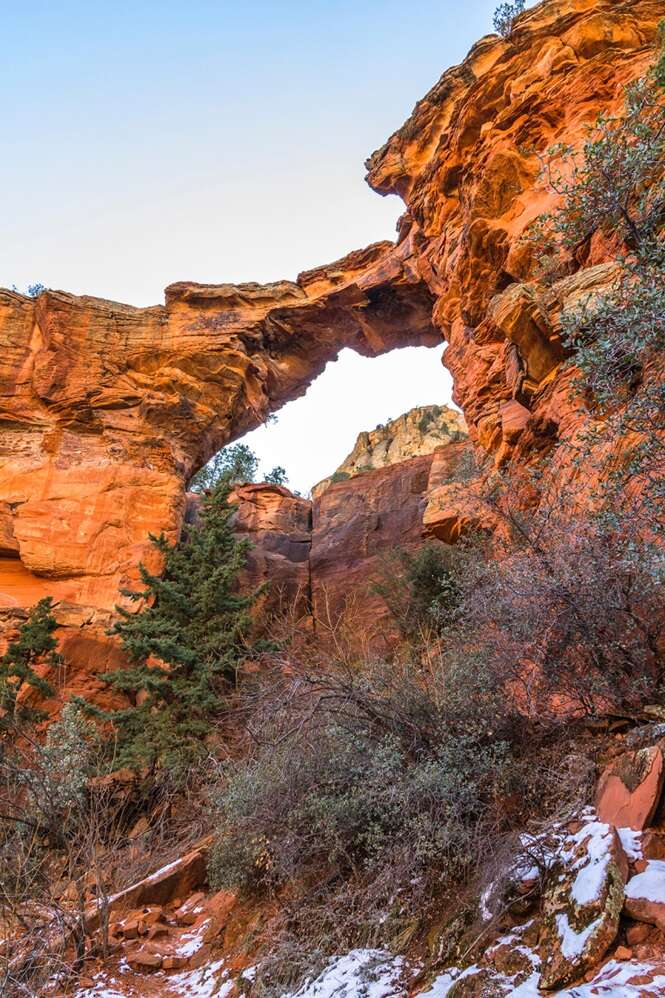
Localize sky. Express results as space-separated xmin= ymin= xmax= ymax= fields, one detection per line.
xmin=3 ymin=0 xmax=502 ymax=494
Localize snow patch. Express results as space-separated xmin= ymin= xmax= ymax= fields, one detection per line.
xmin=555 ymin=911 xmax=602 ymax=960
xmin=167 ymin=957 xmax=230 ymax=997
xmin=617 ymin=827 xmax=643 ymax=862
xmin=625 ymin=859 xmax=665 ymax=901
xmin=285 ymin=950 xmax=406 ymax=998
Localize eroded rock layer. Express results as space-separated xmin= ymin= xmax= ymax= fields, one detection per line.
xmin=312 ymin=404 xmax=466 ymax=498
xmin=0 ymin=244 xmax=438 ymax=614
xmin=366 ymin=0 xmax=662 ymax=468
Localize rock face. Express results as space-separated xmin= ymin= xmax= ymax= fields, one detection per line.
xmin=312 ymin=405 xmax=466 ymax=498
xmin=596 ymin=744 xmax=665 ymax=831
xmin=310 ymin=453 xmax=434 ymax=645
xmin=366 ymin=0 xmax=661 ymax=472
xmin=0 ymin=243 xmax=438 ymax=617
xmin=229 ymin=484 xmax=312 ymax=618
xmin=1 ymin=0 xmax=661 ymax=667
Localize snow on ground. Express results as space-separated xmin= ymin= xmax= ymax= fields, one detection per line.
xmin=166 ymin=958 xmax=230 ymax=997
xmin=286 ymin=950 xmax=407 ymax=998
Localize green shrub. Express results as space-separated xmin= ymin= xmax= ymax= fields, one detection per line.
xmin=82 ymin=483 xmax=258 ymax=773
xmin=207 ymin=648 xmax=523 ymax=930
xmin=264 ymin=466 xmax=288 ymax=486
xmin=373 ymin=542 xmax=467 ymax=639
xmin=0 ymin=598 xmax=60 ymax=732
xmin=189 ymin=442 xmax=259 ymax=492
xmin=493 ymin=1 xmax=526 ymax=38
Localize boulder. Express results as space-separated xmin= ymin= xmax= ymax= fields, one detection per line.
xmin=539 ymin=814 xmax=628 ymax=990
xmin=126 ymin=946 xmax=163 ymax=971
xmin=596 ymin=743 xmax=665 ymax=831
xmin=624 ymin=861 xmax=665 ymax=931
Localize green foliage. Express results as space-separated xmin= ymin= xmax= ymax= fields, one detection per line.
xmin=493 ymin=1 xmax=526 ymax=38
xmin=373 ymin=542 xmax=465 ymax=639
xmin=330 ymin=470 xmax=350 ymax=484
xmin=208 ymin=653 xmax=519 ymax=902
xmin=529 ymin=34 xmax=665 ymax=492
xmin=10 ymin=282 xmax=46 ymax=298
xmin=0 ymin=598 xmax=60 ymax=732
xmin=189 ymin=442 xmax=259 ymax=492
xmin=535 ymin=75 xmax=665 ymax=260
xmin=264 ymin=466 xmax=288 ymax=486
xmin=91 ymin=483 xmax=257 ymax=771
xmin=13 ymin=703 xmax=99 ymax=837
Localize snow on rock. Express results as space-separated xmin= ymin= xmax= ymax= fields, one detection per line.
xmin=624 ymin=859 xmax=665 ymax=930
xmin=539 ymin=810 xmax=627 ymax=990
xmin=616 ymin=827 xmax=643 ymax=863
xmin=414 ymin=952 xmax=665 ymax=998
xmin=285 ymin=950 xmax=407 ymax=998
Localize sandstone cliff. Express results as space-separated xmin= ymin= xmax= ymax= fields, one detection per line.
xmin=312 ymin=404 xmax=466 ymax=498
xmin=2 ymin=0 xmax=661 ymax=637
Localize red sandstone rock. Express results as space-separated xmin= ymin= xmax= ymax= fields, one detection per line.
xmin=310 ymin=453 xmax=434 ymax=646
xmin=231 ymin=484 xmax=312 ymax=617
xmin=625 ymin=861 xmax=665 ymax=931
xmin=126 ymin=946 xmax=162 ymax=971
xmin=0 ymin=242 xmax=437 ymax=618
xmin=596 ymin=744 xmax=665 ymax=831
xmin=1 ymin=0 xmax=661 ymax=711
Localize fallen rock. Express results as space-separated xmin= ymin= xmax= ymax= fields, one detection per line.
xmin=595 ymin=743 xmax=665 ymax=831
xmin=126 ymin=947 xmax=163 ymax=971
xmin=539 ymin=814 xmax=627 ymax=990
xmin=624 ymin=861 xmax=665 ymax=931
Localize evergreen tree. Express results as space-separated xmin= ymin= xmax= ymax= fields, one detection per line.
xmin=189 ymin=442 xmax=259 ymax=492
xmin=93 ymin=483 xmax=258 ymax=771
xmin=0 ymin=598 xmax=59 ymax=732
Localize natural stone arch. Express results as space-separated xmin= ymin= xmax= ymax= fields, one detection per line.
xmin=0 ymin=240 xmax=438 ymax=614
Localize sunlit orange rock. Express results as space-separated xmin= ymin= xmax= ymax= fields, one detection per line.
xmin=0 ymin=244 xmax=437 ymax=618
xmin=1 ymin=0 xmax=661 ymax=681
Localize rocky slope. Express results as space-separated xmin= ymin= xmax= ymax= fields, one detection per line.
xmin=312 ymin=404 xmax=466 ymax=498
xmin=63 ymin=725 xmax=665 ymax=997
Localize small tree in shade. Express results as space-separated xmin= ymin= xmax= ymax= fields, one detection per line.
xmin=264 ymin=466 xmax=288 ymax=486
xmin=0 ymin=598 xmax=60 ymax=732
xmin=189 ymin=443 xmax=258 ymax=492
xmin=87 ymin=483 xmax=258 ymax=772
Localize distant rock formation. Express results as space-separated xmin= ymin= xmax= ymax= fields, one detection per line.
xmin=312 ymin=404 xmax=466 ymax=498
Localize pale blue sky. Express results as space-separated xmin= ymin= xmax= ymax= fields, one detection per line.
xmin=3 ymin=0 xmax=504 ymax=492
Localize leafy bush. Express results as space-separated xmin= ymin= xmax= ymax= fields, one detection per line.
xmin=463 ymin=504 xmax=665 ymax=720
xmin=373 ymin=542 xmax=467 ymax=639
xmin=207 ymin=645 xmax=526 ymax=983
xmin=11 ymin=282 xmax=46 ymax=298
xmin=264 ymin=465 xmax=288 ymax=486
xmin=493 ymin=1 xmax=526 ymax=38
xmin=529 ymin=30 xmax=665 ymax=496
